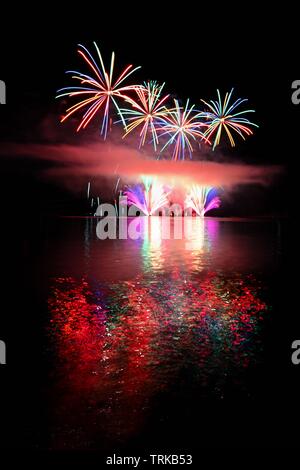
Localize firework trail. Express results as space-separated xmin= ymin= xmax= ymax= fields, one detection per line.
xmin=124 ymin=176 xmax=170 ymax=216
xmin=120 ymin=81 xmax=170 ymax=150
xmin=156 ymin=99 xmax=210 ymax=160
xmin=114 ymin=177 xmax=121 ymax=194
xmin=56 ymin=42 xmax=141 ymax=138
xmin=185 ymin=185 xmax=221 ymax=217
xmin=201 ymin=89 xmax=258 ymax=150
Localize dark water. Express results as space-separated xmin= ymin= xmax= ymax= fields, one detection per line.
xmin=3 ymin=216 xmax=296 ymax=457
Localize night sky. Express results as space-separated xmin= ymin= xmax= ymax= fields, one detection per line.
xmin=0 ymin=12 xmax=295 ymax=219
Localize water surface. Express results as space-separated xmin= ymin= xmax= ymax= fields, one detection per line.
xmin=16 ymin=216 xmax=287 ymax=451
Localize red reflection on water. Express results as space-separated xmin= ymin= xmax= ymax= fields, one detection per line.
xmin=48 ymin=278 xmax=108 ymax=389
xmin=48 ymin=270 xmax=267 ymax=448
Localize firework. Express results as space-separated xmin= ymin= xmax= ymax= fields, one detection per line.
xmin=124 ymin=176 xmax=170 ymax=216
xmin=87 ymin=181 xmax=91 ymax=199
xmin=185 ymin=185 xmax=221 ymax=217
xmin=120 ymin=81 xmax=170 ymax=149
xmin=201 ymin=89 xmax=258 ymax=149
xmin=56 ymin=42 xmax=141 ymax=138
xmin=114 ymin=177 xmax=121 ymax=194
xmin=157 ymin=99 xmax=210 ymax=161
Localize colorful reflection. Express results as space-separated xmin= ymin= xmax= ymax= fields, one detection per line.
xmin=48 ymin=221 xmax=268 ymax=448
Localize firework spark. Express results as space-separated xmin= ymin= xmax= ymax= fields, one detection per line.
xmin=201 ymin=89 xmax=258 ymax=150
xmin=156 ymin=99 xmax=210 ymax=161
xmin=120 ymin=81 xmax=170 ymax=149
xmin=124 ymin=176 xmax=170 ymax=216
xmin=56 ymin=42 xmax=141 ymax=138
xmin=185 ymin=185 xmax=221 ymax=217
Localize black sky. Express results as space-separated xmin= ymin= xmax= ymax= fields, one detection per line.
xmin=0 ymin=9 xmax=295 ymax=216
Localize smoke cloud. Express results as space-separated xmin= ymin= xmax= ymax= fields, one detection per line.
xmin=0 ymin=141 xmax=281 ymax=190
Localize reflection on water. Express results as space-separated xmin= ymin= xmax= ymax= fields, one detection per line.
xmin=47 ymin=217 xmax=272 ymax=449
